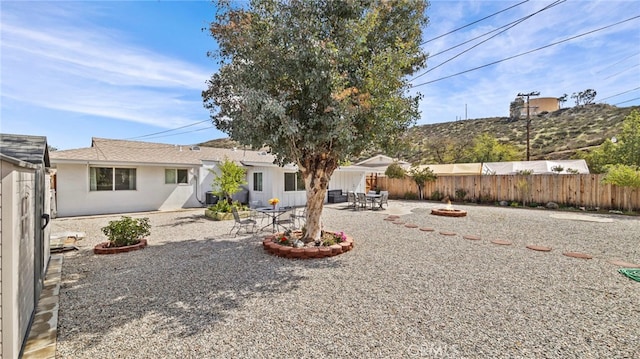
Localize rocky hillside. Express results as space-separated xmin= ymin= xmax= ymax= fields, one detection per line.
xmin=200 ymin=104 xmax=639 ymax=164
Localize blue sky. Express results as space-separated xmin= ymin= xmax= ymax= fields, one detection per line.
xmin=1 ymin=0 xmax=639 ymax=150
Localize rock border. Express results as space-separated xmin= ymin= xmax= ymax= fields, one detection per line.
xmin=263 ymin=232 xmax=354 ymax=259
xmin=94 ymin=239 xmax=148 ymax=255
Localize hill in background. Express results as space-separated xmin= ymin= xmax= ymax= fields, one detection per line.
xmin=200 ymin=104 xmax=639 ymax=164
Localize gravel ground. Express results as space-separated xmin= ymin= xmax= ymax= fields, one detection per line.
xmin=52 ymin=201 xmax=640 ymax=358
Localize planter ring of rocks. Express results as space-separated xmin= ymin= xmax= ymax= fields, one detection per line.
xmin=94 ymin=239 xmax=148 ymax=255
xmin=263 ymin=231 xmax=354 ymax=259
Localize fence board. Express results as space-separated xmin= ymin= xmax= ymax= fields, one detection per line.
xmin=376 ymin=174 xmax=639 ymax=211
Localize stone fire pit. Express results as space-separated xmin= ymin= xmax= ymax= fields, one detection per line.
xmin=431 ymin=208 xmax=467 ymax=217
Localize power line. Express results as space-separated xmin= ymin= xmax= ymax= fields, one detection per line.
xmin=420 ymin=0 xmax=529 ymax=45
xmin=411 ymin=14 xmax=640 ymax=88
xmin=596 ymin=52 xmax=639 ymax=74
xmin=602 ymin=63 xmax=640 ymax=81
xmin=140 ymin=126 xmax=214 ymax=140
xmin=413 ymin=0 xmax=564 ymax=81
xmin=614 ymin=97 xmax=640 ymax=106
xmin=125 ymin=119 xmax=211 ymax=140
xmin=599 ymin=87 xmax=640 ymax=102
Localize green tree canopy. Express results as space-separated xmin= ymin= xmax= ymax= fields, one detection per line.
xmin=464 ymin=133 xmax=519 ymax=163
xmin=580 ymin=110 xmax=640 ymax=173
xmin=211 ymin=158 xmax=247 ymax=202
xmin=385 ymin=161 xmax=406 ymax=179
xmin=601 ymin=164 xmax=640 ymax=212
xmin=203 ymin=0 xmax=428 ymax=241
xmin=410 ymin=166 xmax=436 ymax=200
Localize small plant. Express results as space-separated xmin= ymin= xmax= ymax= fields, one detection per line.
xmin=516 ymin=169 xmax=534 ymax=175
xmin=454 ymin=188 xmax=467 ymax=201
xmin=101 ymin=216 xmax=150 ymax=247
xmin=510 ymin=202 xmax=520 ymax=207
xmin=208 ymin=200 xmax=246 ymax=214
xmin=551 ymin=165 xmax=564 ymax=174
xmin=403 ymin=191 xmax=418 ymax=200
xmin=430 ymin=190 xmax=443 ymax=201
xmin=566 ymin=168 xmax=580 ymax=174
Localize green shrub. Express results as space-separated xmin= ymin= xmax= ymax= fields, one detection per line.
xmin=385 ymin=162 xmax=406 ymax=179
xmin=430 ymin=190 xmax=443 ymax=201
xmin=101 ymin=216 xmax=150 ymax=247
xmin=454 ymin=188 xmax=467 ymax=201
xmin=403 ymin=191 xmax=418 ymax=200
xmin=208 ymin=200 xmax=246 ymax=214
xmin=510 ymin=202 xmax=520 ymax=207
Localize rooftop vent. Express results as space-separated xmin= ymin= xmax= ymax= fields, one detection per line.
xmin=190 ymin=146 xmax=201 ymax=151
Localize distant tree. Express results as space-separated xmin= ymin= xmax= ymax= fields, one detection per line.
xmin=582 ymin=89 xmax=597 ymax=105
xmin=203 ymin=1 xmax=428 ymax=242
xmin=509 ymin=96 xmax=524 ymax=119
xmin=465 ymin=133 xmax=519 ymax=163
xmin=385 ymin=162 xmax=407 ymax=179
xmin=48 ymin=145 xmax=58 ymax=152
xmin=570 ymin=89 xmax=597 ymax=106
xmin=557 ymin=94 xmax=568 ymax=108
xmin=601 ymin=164 xmax=640 ymax=212
xmin=580 ymin=110 xmax=640 ymax=173
xmin=410 ymin=166 xmax=436 ymax=200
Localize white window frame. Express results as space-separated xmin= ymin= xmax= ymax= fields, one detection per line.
xmin=165 ymin=168 xmax=189 ymax=184
xmin=90 ymin=167 xmax=137 ymax=191
xmin=253 ymin=172 xmax=263 ymax=192
xmin=284 ymin=171 xmax=305 ymax=192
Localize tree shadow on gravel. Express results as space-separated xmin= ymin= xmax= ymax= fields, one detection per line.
xmin=157 ymin=213 xmax=208 ymax=227
xmin=57 ymin=234 xmax=344 ymax=352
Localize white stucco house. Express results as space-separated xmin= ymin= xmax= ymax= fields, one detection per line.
xmin=50 ymin=138 xmax=374 ymax=217
xmin=0 ymin=133 xmax=52 ymax=358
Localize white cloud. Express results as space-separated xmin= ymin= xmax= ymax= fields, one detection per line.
xmin=1 ymin=2 xmax=213 ymax=129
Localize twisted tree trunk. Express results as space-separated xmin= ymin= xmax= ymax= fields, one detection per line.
xmin=300 ymin=153 xmax=338 ymax=243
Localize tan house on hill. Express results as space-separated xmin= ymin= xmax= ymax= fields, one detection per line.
xmin=50 ymin=138 xmax=372 ymax=217
xmin=519 ymin=97 xmax=560 ymax=116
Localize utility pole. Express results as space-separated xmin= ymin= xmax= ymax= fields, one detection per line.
xmin=517 ymin=91 xmax=540 ymax=161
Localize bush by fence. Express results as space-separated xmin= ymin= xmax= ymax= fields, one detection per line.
xmin=377 ymin=174 xmax=640 ymax=211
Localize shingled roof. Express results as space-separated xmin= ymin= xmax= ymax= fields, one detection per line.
xmin=50 ymin=138 xmax=275 ymax=166
xmin=0 ymin=133 xmax=50 ymax=167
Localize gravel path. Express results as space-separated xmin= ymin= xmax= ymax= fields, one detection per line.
xmin=52 ymin=201 xmax=640 ymax=358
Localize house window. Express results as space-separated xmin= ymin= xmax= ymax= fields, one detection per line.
xmin=284 ymin=171 xmax=305 ymax=192
xmin=90 ymin=167 xmax=136 ymax=191
xmin=253 ymin=172 xmax=263 ymax=191
xmin=165 ymin=169 xmax=189 ymax=184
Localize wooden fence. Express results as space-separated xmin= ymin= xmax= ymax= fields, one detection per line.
xmin=376 ymin=174 xmax=640 ymax=211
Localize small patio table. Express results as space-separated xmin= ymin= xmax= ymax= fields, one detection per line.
xmin=257 ymin=207 xmax=291 ymax=232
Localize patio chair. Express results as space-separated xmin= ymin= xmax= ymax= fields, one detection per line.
xmin=376 ymin=191 xmax=389 ymax=209
xmin=289 ymin=206 xmax=306 ymax=228
xmin=230 ymin=207 xmax=257 ymax=236
xmin=356 ymin=192 xmax=368 ymax=211
xmin=347 ymin=191 xmax=357 ymax=209
xmin=276 ymin=206 xmax=296 ymax=230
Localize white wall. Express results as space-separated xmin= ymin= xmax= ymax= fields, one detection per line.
xmin=55 ymin=163 xmax=203 ymax=217
xmin=328 ymin=170 xmax=367 ymax=194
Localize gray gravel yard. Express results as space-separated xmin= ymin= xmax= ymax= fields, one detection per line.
xmin=52 ymin=201 xmax=640 ymax=358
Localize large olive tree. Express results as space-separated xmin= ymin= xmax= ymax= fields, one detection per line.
xmin=203 ymin=0 xmax=428 ymax=242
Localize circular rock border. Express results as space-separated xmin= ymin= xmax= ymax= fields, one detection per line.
xmin=263 ymin=232 xmax=354 ymax=259
xmin=94 ymin=239 xmax=148 ymax=255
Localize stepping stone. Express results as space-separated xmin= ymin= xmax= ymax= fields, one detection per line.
xmin=463 ymin=235 xmax=481 ymax=241
xmin=392 ymin=221 xmax=405 ymax=225
xmin=563 ymin=252 xmax=593 ymax=259
xmin=608 ymin=260 xmax=640 ymax=268
xmin=439 ymin=231 xmax=457 ymax=236
xmin=404 ymin=223 xmax=418 ymax=228
xmin=490 ymin=239 xmax=512 ymax=246
xmin=526 ymin=245 xmax=552 ymax=252
xmin=419 ymin=227 xmax=435 ymax=232
xmin=384 ymin=216 xmax=400 ymax=221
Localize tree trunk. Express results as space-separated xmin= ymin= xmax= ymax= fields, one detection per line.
xmin=300 ymin=154 xmax=338 ymax=243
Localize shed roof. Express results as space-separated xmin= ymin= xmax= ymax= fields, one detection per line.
xmin=0 ymin=133 xmax=50 ymax=167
